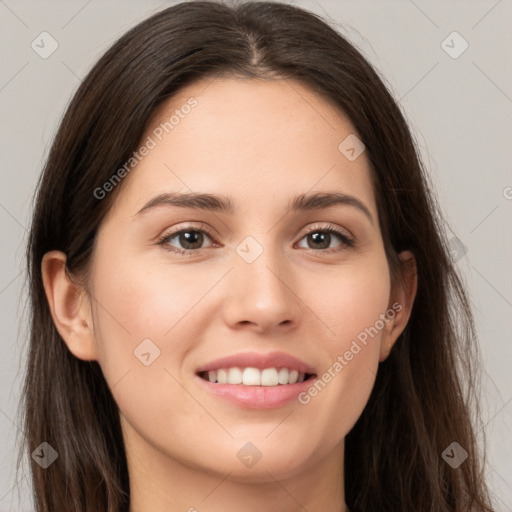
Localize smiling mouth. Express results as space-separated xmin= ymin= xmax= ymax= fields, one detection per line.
xmin=197 ymin=367 xmax=316 ymax=386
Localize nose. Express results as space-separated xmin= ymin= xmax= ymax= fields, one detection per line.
xmin=221 ymin=240 xmax=302 ymax=335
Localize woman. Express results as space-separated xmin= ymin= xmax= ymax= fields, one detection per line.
xmin=18 ymin=1 xmax=494 ymax=510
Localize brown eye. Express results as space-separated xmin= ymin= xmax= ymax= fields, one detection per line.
xmin=297 ymin=227 xmax=354 ymax=252
xmin=158 ymin=227 xmax=216 ymax=254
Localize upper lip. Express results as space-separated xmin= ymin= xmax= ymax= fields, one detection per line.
xmin=196 ymin=351 xmax=316 ymax=374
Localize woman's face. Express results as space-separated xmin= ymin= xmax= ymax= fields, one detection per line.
xmin=79 ymin=77 xmax=410 ymax=483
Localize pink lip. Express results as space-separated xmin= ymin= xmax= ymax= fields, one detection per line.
xmin=194 ymin=374 xmax=316 ymax=409
xmin=195 ymin=350 xmax=316 ymax=374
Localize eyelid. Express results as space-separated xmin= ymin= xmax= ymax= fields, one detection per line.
xmin=302 ymin=222 xmax=354 ymax=241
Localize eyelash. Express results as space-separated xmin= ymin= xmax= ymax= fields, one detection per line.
xmin=157 ymin=223 xmax=355 ymax=257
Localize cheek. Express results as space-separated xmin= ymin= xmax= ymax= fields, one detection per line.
xmin=87 ymin=252 xmax=215 ymax=456
xmin=296 ymin=254 xmax=391 ymax=435
xmin=89 ymin=250 xmax=214 ymax=348
xmin=307 ymin=252 xmax=391 ymax=348
xmin=87 ymin=245 xmax=219 ymax=406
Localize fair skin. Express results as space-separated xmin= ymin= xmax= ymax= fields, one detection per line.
xmin=42 ymin=77 xmax=417 ymax=512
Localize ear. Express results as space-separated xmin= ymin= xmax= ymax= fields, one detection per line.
xmin=379 ymin=250 xmax=417 ymax=362
xmin=41 ymin=250 xmax=99 ymax=361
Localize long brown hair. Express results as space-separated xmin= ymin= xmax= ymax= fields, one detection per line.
xmin=18 ymin=1 xmax=494 ymax=510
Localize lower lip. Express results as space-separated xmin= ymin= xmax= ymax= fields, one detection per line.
xmin=194 ymin=374 xmax=316 ymax=409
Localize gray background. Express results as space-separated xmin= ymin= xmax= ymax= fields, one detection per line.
xmin=1 ymin=0 xmax=511 ymax=510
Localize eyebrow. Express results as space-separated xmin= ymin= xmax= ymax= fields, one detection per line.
xmin=136 ymin=191 xmax=374 ymax=225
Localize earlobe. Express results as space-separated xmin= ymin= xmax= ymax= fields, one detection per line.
xmin=379 ymin=250 xmax=418 ymax=362
xmin=41 ymin=251 xmax=98 ymax=361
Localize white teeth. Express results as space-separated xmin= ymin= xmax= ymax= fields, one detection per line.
xmin=217 ymin=369 xmax=228 ymax=384
xmin=242 ymin=367 xmax=261 ymax=386
xmin=278 ymin=368 xmax=289 ymax=384
xmin=202 ymin=367 xmax=308 ymax=386
xmin=261 ymin=368 xmax=279 ymax=386
xmin=227 ymin=367 xmax=243 ymax=384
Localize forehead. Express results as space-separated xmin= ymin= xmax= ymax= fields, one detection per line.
xmin=110 ymin=77 xmax=376 ymax=219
